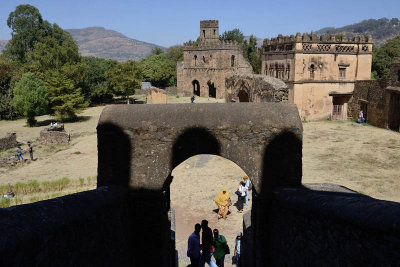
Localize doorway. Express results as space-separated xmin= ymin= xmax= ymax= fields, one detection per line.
xmin=192 ymin=80 xmax=200 ymax=97
xmin=208 ymin=81 xmax=216 ymax=98
xmin=238 ymin=90 xmax=249 ymax=102
xmin=388 ymin=93 xmax=400 ymax=131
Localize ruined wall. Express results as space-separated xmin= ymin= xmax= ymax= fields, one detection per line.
xmin=225 ymin=74 xmax=288 ymax=103
xmin=40 ymin=128 xmax=70 ymax=144
xmin=146 ymin=88 xmax=167 ymax=104
xmin=0 ymin=133 xmax=17 ymax=150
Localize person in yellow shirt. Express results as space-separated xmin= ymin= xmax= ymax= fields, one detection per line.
xmin=214 ymin=189 xmax=231 ymax=219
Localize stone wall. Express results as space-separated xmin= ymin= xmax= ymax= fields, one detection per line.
xmin=256 ymin=184 xmax=400 ymax=265
xmin=40 ymin=128 xmax=70 ymax=144
xmin=146 ymin=87 xmax=167 ymax=104
xmin=0 ymin=133 xmax=17 ymax=150
xmin=225 ymin=74 xmax=288 ymax=102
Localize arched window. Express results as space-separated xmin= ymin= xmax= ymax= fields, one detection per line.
xmin=203 ymin=56 xmax=206 ymax=63
xmin=286 ymin=64 xmax=290 ymax=80
xmin=203 ymin=30 xmax=205 ymax=38
xmin=194 ymin=55 xmax=197 ymax=66
xmin=231 ymin=55 xmax=235 ymax=67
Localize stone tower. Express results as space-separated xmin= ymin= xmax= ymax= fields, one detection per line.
xmin=199 ymin=20 xmax=219 ymax=43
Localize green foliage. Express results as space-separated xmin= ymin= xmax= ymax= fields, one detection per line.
xmin=46 ymin=72 xmax=87 ymax=121
xmin=12 ymin=73 xmax=48 ymax=126
xmin=139 ymin=53 xmax=177 ymax=87
xmin=220 ymin=29 xmax=261 ymax=73
xmin=0 ymin=59 xmax=19 ymax=119
xmin=166 ymin=45 xmax=184 ymax=62
xmin=151 ymin=47 xmax=164 ymax=55
xmin=372 ymin=36 xmax=400 ymax=78
xmin=105 ymin=60 xmax=143 ymax=100
xmin=219 ymin=28 xmax=245 ymax=43
xmin=81 ymin=56 xmax=117 ymax=103
xmin=5 ymin=4 xmax=47 ymax=62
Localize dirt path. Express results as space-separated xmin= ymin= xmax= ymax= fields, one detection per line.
xmin=171 ymin=155 xmax=250 ymax=267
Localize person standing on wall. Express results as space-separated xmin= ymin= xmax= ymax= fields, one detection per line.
xmin=242 ymin=176 xmax=252 ymax=206
xmin=213 ymin=229 xmax=229 ymax=267
xmin=187 ymin=223 xmax=201 ymax=267
xmin=199 ymin=219 xmax=217 ymax=267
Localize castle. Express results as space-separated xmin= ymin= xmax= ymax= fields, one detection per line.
xmin=177 ymin=20 xmax=252 ymax=98
xmin=261 ymin=33 xmax=373 ymax=120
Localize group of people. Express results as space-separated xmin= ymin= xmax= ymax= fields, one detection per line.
xmin=187 ymin=219 xmax=242 ymax=266
xmin=358 ymin=110 xmax=366 ymax=123
xmin=16 ymin=143 xmax=34 ymax=161
xmin=214 ymin=176 xmax=252 ymax=219
xmin=50 ymin=121 xmax=58 ymax=127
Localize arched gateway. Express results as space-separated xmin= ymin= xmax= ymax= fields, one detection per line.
xmin=97 ymin=103 xmax=302 ymax=266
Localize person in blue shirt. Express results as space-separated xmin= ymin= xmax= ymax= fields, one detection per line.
xmin=187 ymin=223 xmax=201 ymax=266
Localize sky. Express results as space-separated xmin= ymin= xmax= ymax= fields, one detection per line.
xmin=1 ymin=0 xmax=400 ymax=47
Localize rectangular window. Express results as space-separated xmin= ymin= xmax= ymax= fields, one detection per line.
xmin=339 ymin=67 xmax=346 ymax=79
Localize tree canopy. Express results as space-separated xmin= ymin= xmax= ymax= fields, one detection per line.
xmin=372 ymin=36 xmax=400 ymax=79
xmin=12 ymin=73 xmax=48 ymax=126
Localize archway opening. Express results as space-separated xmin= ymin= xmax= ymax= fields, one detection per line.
xmin=192 ymin=80 xmax=200 ymax=96
xmin=170 ymin=154 xmax=252 ymax=266
xmin=238 ymin=90 xmax=249 ymax=102
xmin=208 ymin=81 xmax=216 ymax=98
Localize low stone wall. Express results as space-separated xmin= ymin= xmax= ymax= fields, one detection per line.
xmin=0 ymin=133 xmax=17 ymax=151
xmin=146 ymin=87 xmax=167 ymax=104
xmin=40 ymin=128 xmax=70 ymax=144
xmin=256 ymin=183 xmax=400 ymax=265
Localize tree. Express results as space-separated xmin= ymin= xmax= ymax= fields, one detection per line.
xmin=46 ymin=72 xmax=87 ymax=121
xmin=81 ymin=56 xmax=117 ymax=103
xmin=5 ymin=4 xmax=46 ymax=62
xmin=105 ymin=61 xmax=143 ymax=103
xmin=151 ymin=47 xmax=164 ymax=55
xmin=138 ymin=53 xmax=177 ymax=87
xmin=219 ymin=29 xmax=245 ymax=43
xmin=12 ymin=73 xmax=48 ymax=126
xmin=0 ymin=59 xmax=19 ymax=119
xmin=166 ymin=45 xmax=184 ymax=62
xmin=372 ymin=36 xmax=400 ymax=78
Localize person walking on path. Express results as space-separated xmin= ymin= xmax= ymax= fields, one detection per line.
xmin=28 ymin=143 xmax=34 ymax=161
xmin=187 ymin=223 xmax=201 ymax=267
xmin=16 ymin=146 xmax=23 ymax=161
xmin=213 ymin=229 xmax=228 ymax=267
xmin=242 ymin=176 xmax=251 ymax=206
xmin=199 ymin=219 xmax=217 ymax=267
xmin=214 ymin=189 xmax=231 ymax=219
xmin=233 ymin=232 xmax=242 ymax=266
xmin=236 ymin=181 xmax=247 ymax=213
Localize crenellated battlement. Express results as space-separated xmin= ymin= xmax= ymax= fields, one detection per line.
xmin=184 ymin=39 xmax=242 ymax=51
xmin=262 ymin=33 xmax=372 ymax=53
xmin=200 ymin=20 xmax=219 ymax=28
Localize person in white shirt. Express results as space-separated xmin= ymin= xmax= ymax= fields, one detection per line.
xmin=236 ymin=181 xmax=247 ymax=213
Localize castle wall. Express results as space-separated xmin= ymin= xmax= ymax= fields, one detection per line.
xmin=261 ymin=33 xmax=372 ymax=120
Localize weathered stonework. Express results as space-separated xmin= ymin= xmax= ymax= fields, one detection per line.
xmin=40 ymin=125 xmax=70 ymax=144
xmin=0 ymin=133 xmax=17 ymax=151
xmin=349 ymin=63 xmax=400 ymax=131
xmin=225 ymin=74 xmax=288 ymax=102
xmin=146 ymin=87 xmax=167 ymax=104
xmin=177 ymin=20 xmax=252 ymax=99
xmin=261 ymin=33 xmax=373 ymax=120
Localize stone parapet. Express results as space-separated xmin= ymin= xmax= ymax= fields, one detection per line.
xmin=184 ymin=40 xmax=242 ymax=51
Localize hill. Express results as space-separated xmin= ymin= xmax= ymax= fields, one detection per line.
xmin=315 ymin=18 xmax=400 ymax=46
xmin=65 ymin=27 xmax=164 ymax=61
xmin=0 ymin=27 xmax=164 ymax=61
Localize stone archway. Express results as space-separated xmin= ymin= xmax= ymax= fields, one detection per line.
xmin=192 ymin=80 xmax=200 ymax=96
xmin=97 ymin=103 xmax=302 ymax=265
xmin=238 ymin=89 xmax=249 ymax=102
